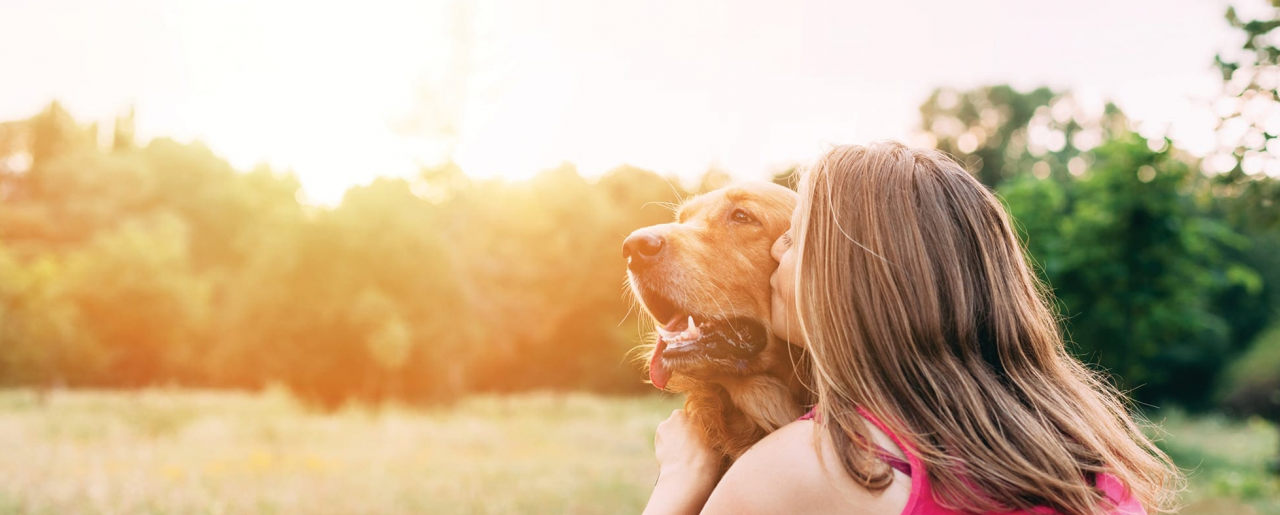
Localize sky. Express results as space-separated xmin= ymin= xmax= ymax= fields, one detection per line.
xmin=0 ymin=0 xmax=1247 ymax=204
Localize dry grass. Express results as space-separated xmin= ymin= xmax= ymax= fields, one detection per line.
xmin=0 ymin=389 xmax=680 ymax=515
xmin=0 ymin=389 xmax=1274 ymax=514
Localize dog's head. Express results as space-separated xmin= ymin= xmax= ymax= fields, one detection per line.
xmin=624 ymin=181 xmax=798 ymax=390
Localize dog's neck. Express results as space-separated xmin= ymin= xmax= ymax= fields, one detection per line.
xmin=721 ymin=375 xmax=805 ymax=432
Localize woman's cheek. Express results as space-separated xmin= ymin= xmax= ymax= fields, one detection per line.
xmin=771 ymin=252 xmax=799 ymax=344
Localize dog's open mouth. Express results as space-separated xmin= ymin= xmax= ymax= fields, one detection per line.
xmin=640 ymin=290 xmax=769 ymax=390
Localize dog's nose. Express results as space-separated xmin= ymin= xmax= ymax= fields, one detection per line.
xmin=622 ymin=231 xmax=665 ymax=270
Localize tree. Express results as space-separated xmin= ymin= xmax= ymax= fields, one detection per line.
xmin=0 ymin=245 xmax=101 ymax=386
xmin=59 ymin=215 xmax=211 ymax=386
xmin=1208 ymin=6 xmax=1280 ymax=462
xmin=1000 ymin=133 xmax=1259 ymax=406
xmin=918 ymin=85 xmax=1127 ymax=187
xmin=1214 ymin=1 xmax=1280 ymax=185
xmin=1209 ymin=0 xmax=1280 ymax=346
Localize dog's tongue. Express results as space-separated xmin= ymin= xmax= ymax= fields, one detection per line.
xmin=649 ymin=340 xmax=671 ymax=390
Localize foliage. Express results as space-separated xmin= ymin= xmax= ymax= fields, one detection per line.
xmin=1222 ymin=323 xmax=1280 ymax=426
xmin=0 ymin=247 xmax=99 ymax=385
xmin=1205 ymin=2 xmax=1280 ymax=424
xmin=918 ymin=85 xmax=1127 ymax=187
xmin=0 ymin=104 xmax=693 ymax=406
xmin=1009 ymin=135 xmax=1255 ymax=406
xmin=1214 ymin=1 xmax=1280 ymax=188
xmin=916 ymin=81 xmax=1267 ymax=407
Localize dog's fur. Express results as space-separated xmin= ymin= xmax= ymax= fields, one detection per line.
xmin=624 ymin=182 xmax=812 ymax=467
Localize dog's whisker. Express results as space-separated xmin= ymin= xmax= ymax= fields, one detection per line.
xmin=618 ymin=278 xmax=640 ymax=327
xmin=681 ymin=267 xmax=743 ymax=331
xmin=703 ymin=276 xmax=742 ymax=322
xmin=659 ymin=175 xmax=686 ymax=206
xmin=641 ymin=200 xmax=680 ymax=214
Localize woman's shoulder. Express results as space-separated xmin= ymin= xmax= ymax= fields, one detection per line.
xmin=700 ymin=419 xmax=911 ymax=515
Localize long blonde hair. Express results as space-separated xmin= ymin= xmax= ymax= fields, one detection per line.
xmin=793 ymin=142 xmax=1182 ymax=514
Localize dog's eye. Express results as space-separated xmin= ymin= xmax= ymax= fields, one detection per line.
xmin=730 ymin=209 xmax=755 ymax=224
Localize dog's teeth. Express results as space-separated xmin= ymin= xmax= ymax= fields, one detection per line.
xmin=657 ymin=315 xmax=706 ymax=344
xmin=690 ymin=316 xmax=703 ymax=338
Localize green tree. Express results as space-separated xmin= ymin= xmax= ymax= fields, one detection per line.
xmin=59 ymin=215 xmax=211 ymax=386
xmin=919 ymin=85 xmax=1127 ymax=187
xmin=1209 ymin=0 xmax=1280 ymax=346
xmin=1000 ymin=133 xmax=1259 ymax=406
xmin=0 ymin=245 xmax=101 ymax=386
xmin=1207 ymin=4 xmax=1280 ymax=448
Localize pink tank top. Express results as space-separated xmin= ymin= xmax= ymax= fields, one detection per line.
xmin=797 ymin=407 xmax=1146 ymax=515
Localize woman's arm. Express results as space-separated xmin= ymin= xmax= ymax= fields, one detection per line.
xmin=642 ymin=463 xmax=719 ymax=515
xmin=641 ymin=409 xmax=721 ymax=515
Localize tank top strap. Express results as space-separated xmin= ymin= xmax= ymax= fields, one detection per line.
xmin=854 ymin=407 xmax=913 ymax=457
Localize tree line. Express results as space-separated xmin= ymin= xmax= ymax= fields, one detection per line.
xmin=0 ymin=103 xmax=697 ymax=405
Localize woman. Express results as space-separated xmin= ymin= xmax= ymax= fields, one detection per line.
xmin=643 ymin=142 xmax=1182 ymax=515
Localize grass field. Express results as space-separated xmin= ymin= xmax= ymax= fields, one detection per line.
xmin=0 ymin=389 xmax=1274 ymax=515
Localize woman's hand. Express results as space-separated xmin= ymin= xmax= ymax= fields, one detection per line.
xmin=643 ymin=409 xmax=721 ymax=515
xmin=654 ymin=408 xmax=720 ymax=479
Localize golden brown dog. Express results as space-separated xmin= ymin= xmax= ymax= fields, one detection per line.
xmin=624 ymin=181 xmax=811 ymax=466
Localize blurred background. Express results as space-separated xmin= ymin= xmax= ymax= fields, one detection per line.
xmin=1 ymin=0 xmax=1279 ymax=513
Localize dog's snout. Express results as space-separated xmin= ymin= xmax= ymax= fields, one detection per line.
xmin=622 ymin=231 xmax=665 ymax=270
